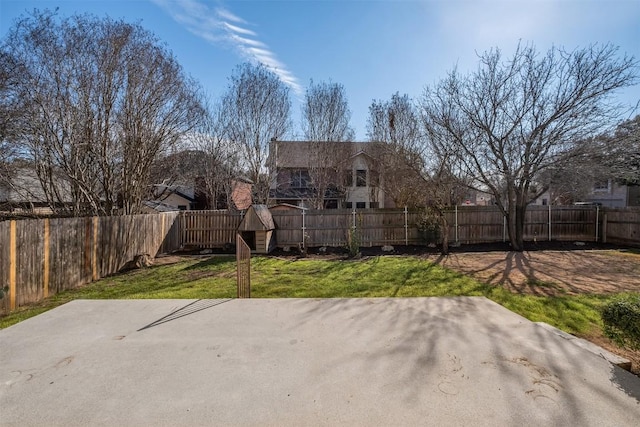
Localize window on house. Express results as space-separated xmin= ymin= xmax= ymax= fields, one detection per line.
xmin=593 ymin=180 xmax=610 ymax=192
xmin=356 ymin=170 xmax=367 ymax=187
xmin=291 ymin=170 xmax=311 ymax=188
xmin=541 ymin=199 xmax=548 ymax=206
xmin=178 ymin=205 xmax=187 ymax=210
xmin=356 ymin=202 xmax=366 ymax=209
xmin=324 ymin=200 xmax=338 ymax=209
xmin=344 ymin=202 xmax=352 ymax=209
xmin=370 ymin=202 xmax=379 ymax=209
xmin=344 ymin=170 xmax=353 ymax=187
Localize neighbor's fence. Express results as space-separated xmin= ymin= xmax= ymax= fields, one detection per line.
xmin=271 ymin=206 xmax=601 ymax=247
xmin=0 ymin=212 xmax=181 ymax=315
xmin=602 ymin=208 xmax=640 ymax=246
xmin=181 ymin=210 xmax=243 ymax=248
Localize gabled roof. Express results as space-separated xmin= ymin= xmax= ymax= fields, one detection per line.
xmin=238 ymin=204 xmax=275 ymax=231
xmin=153 ymin=184 xmax=196 ymax=202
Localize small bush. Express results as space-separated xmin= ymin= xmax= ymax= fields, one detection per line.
xmin=602 ymin=295 xmax=640 ymax=350
xmin=416 ymin=208 xmax=441 ymax=244
xmin=346 ymin=227 xmax=360 ymax=258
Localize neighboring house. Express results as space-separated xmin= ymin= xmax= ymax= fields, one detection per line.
xmin=269 ymin=141 xmax=389 ymax=209
xmin=149 ymin=185 xmax=197 ymax=211
xmin=581 ymin=179 xmax=640 ymax=208
xmin=0 ymin=168 xmax=66 ymax=214
xmin=460 ymin=190 xmax=495 ymax=206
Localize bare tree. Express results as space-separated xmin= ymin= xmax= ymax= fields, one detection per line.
xmin=366 ymin=93 xmax=431 ymax=208
xmin=607 ymin=115 xmax=640 ymax=185
xmin=299 ymin=80 xmax=355 ymax=208
xmin=365 ymin=93 xmax=470 ymax=253
xmin=302 ymin=80 xmax=355 ymax=142
xmin=220 ymin=63 xmax=291 ymax=204
xmin=421 ymin=43 xmax=638 ymax=251
xmin=189 ymin=100 xmax=242 ymax=209
xmin=1 ymin=10 xmax=205 ymax=216
xmin=0 ymin=50 xmax=24 ymax=203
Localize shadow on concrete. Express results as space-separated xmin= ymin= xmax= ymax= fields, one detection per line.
xmin=137 ymin=299 xmax=232 ymax=331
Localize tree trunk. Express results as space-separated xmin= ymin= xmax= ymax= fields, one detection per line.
xmin=515 ymin=203 xmax=526 ymax=251
xmin=440 ymin=216 xmax=450 ymax=255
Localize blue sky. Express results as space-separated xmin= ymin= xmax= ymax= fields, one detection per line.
xmin=1 ymin=0 xmax=639 ymax=139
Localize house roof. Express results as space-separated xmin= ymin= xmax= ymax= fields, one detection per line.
xmin=153 ymin=184 xmax=196 ymax=202
xmin=0 ymin=167 xmax=68 ymax=203
xmin=270 ymin=141 xmax=383 ymax=169
xmin=142 ymin=200 xmax=180 ymax=212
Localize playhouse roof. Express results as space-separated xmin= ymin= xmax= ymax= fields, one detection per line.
xmin=238 ymin=204 xmax=275 ymax=231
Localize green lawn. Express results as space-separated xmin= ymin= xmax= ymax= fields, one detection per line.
xmin=0 ymin=255 xmax=633 ymax=341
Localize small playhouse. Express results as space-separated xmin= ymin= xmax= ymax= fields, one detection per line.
xmin=237 ymin=204 xmax=276 ymax=254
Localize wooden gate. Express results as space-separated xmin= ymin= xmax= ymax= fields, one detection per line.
xmin=236 ymin=233 xmax=251 ymax=298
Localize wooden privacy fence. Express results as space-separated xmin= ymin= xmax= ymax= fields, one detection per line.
xmin=1 ymin=206 xmax=639 ymax=315
xmin=271 ymin=206 xmax=602 ymax=248
xmin=0 ymin=212 xmax=181 ymax=314
xmin=182 ymin=210 xmax=243 ymax=248
xmin=602 ymin=208 xmax=640 ymax=246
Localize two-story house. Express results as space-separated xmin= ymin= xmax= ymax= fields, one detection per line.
xmin=582 ymin=179 xmax=640 ymax=207
xmin=269 ymin=141 xmax=391 ymax=209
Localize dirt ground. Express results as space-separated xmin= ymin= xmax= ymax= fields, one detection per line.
xmin=432 ymin=248 xmax=640 ymax=296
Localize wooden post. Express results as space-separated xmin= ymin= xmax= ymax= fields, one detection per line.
xmin=43 ymin=219 xmax=50 ymax=298
xmin=595 ymin=205 xmax=600 ymax=242
xmin=160 ymin=213 xmax=165 ymax=254
xmin=602 ymin=213 xmax=608 ymax=244
xmin=9 ymin=220 xmax=16 ymax=311
xmin=404 ymin=206 xmax=408 ymax=245
xmin=92 ymin=216 xmax=99 ymax=281
xmin=548 ymin=204 xmax=552 ymax=241
xmin=84 ymin=218 xmax=92 ymax=280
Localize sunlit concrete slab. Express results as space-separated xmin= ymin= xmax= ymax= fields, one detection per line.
xmin=1 ymin=297 xmax=639 ymax=426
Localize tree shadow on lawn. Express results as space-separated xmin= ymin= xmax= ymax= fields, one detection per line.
xmin=430 ymin=249 xmax=640 ymax=297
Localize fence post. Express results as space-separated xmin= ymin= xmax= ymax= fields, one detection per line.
xmin=180 ymin=210 xmax=186 ymax=249
xmin=602 ymin=212 xmax=608 ymax=243
xmin=404 ymin=206 xmax=408 ymax=245
xmin=92 ymin=216 xmax=99 ymax=281
xmin=548 ymin=204 xmax=552 ymax=241
xmin=9 ymin=220 xmax=16 ymax=311
xmin=595 ymin=205 xmax=600 ymax=242
xmin=301 ymin=209 xmax=306 ymax=247
xmin=43 ymin=219 xmax=50 ymax=298
xmin=455 ymin=205 xmax=459 ymax=244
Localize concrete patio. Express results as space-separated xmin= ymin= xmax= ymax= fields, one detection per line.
xmin=1 ymin=297 xmax=639 ymax=426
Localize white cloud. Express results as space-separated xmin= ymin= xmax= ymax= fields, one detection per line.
xmin=151 ymin=0 xmax=303 ymax=95
xmin=223 ymin=22 xmax=257 ymax=37
xmin=215 ymin=7 xmax=247 ymax=25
